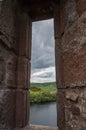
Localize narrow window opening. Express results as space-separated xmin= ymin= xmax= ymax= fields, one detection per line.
xmin=30 ymin=19 xmax=57 ymax=127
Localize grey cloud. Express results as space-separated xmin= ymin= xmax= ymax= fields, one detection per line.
xmin=36 ymin=72 xmax=54 ymax=78
xmin=31 ymin=67 xmax=56 ymax=83
xmin=31 ymin=19 xmax=55 ymax=71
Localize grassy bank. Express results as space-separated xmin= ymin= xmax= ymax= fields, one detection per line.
xmin=29 ymin=82 xmax=57 ymax=104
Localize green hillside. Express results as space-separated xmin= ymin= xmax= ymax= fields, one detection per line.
xmin=29 ymin=82 xmax=57 ymax=104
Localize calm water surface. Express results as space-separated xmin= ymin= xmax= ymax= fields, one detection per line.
xmin=30 ymin=102 xmax=57 ymax=126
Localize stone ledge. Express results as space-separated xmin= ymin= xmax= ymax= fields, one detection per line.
xmin=15 ymin=124 xmax=58 ymax=130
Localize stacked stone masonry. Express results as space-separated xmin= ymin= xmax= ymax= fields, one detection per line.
xmin=0 ymin=0 xmax=31 ymax=129
xmin=56 ymin=0 xmax=86 ymax=130
xmin=0 ymin=0 xmax=86 ymax=130
xmin=0 ymin=0 xmax=17 ymax=129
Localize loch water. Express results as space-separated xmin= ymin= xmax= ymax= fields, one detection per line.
xmin=30 ymin=102 xmax=57 ymax=126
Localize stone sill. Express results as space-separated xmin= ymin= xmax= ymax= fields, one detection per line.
xmin=15 ymin=124 xmax=59 ymax=130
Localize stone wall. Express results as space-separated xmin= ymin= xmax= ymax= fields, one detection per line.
xmin=0 ymin=0 xmax=86 ymax=130
xmin=16 ymin=12 xmax=32 ymax=127
xmin=0 ymin=0 xmax=18 ymax=53
xmin=0 ymin=0 xmax=18 ymax=129
xmin=54 ymin=0 xmax=86 ymax=130
xmin=0 ymin=0 xmax=32 ymax=129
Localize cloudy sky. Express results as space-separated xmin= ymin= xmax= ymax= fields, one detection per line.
xmin=30 ymin=19 xmax=56 ymax=83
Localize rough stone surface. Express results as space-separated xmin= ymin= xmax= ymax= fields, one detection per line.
xmin=56 ymin=88 xmax=86 ymax=130
xmin=54 ymin=1 xmax=86 ymax=129
xmin=60 ymin=0 xmax=79 ymax=34
xmin=0 ymin=59 xmax=4 ymax=83
xmin=0 ymin=1 xmax=19 ymax=129
xmin=55 ymin=38 xmax=64 ymax=88
xmin=57 ymin=90 xmax=66 ymax=130
xmin=62 ymin=11 xmax=86 ymax=87
xmin=65 ymin=88 xmax=86 ymax=130
xmin=60 ymin=1 xmax=67 ymax=35
xmin=65 ymin=0 xmax=79 ymax=30
xmin=0 ymin=43 xmax=18 ymax=89
xmin=16 ymin=90 xmax=30 ymax=127
xmin=66 ymin=90 xmax=79 ymax=102
xmin=5 ymin=54 xmax=17 ymax=88
xmin=0 ymin=89 xmax=16 ymax=129
xmin=17 ymin=57 xmax=30 ymax=89
xmin=0 ymin=0 xmax=18 ymax=52
xmin=76 ymin=0 xmax=86 ymax=15
xmin=18 ymin=13 xmax=32 ymax=59
xmin=54 ymin=7 xmax=64 ymax=89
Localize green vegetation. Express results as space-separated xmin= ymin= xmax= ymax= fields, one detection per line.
xmin=29 ymin=82 xmax=57 ymax=104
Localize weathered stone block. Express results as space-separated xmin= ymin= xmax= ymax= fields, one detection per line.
xmin=62 ymin=11 xmax=86 ymax=87
xmin=18 ymin=13 xmax=32 ymax=59
xmin=5 ymin=54 xmax=17 ymax=88
xmin=57 ymin=90 xmax=66 ymax=130
xmin=66 ymin=90 xmax=79 ymax=102
xmin=55 ymin=38 xmax=64 ymax=88
xmin=69 ymin=105 xmax=80 ymax=116
xmin=17 ymin=57 xmax=30 ymax=89
xmin=66 ymin=118 xmax=86 ymax=130
xmin=65 ymin=0 xmax=79 ymax=29
xmin=16 ymin=90 xmax=30 ymax=127
xmin=60 ymin=9 xmax=67 ymax=35
xmin=0 ymin=60 xmax=4 ymax=83
xmin=26 ymin=90 xmax=30 ymax=125
xmin=65 ymin=88 xmax=86 ymax=130
xmin=0 ymin=0 xmax=18 ymax=53
xmin=0 ymin=89 xmax=16 ymax=129
xmin=60 ymin=0 xmax=67 ymax=35
xmin=76 ymin=0 xmax=86 ymax=15
xmin=78 ymin=89 xmax=86 ymax=117
xmin=54 ymin=7 xmax=61 ymax=38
